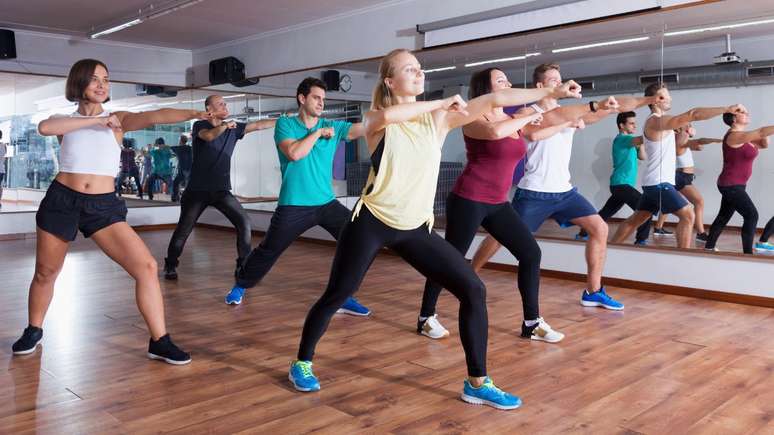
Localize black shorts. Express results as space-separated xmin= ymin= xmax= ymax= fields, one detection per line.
xmin=36 ymin=180 xmax=127 ymax=241
xmin=0 ymin=172 xmax=5 ymax=185
xmin=675 ymin=170 xmax=695 ymax=191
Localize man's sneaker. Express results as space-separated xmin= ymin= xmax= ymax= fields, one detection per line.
xmin=580 ymin=287 xmax=624 ymax=310
xmin=634 ymin=239 xmax=648 ymax=246
xmin=521 ymin=318 xmax=564 ymax=343
xmin=417 ymin=314 xmax=450 ymax=339
xmin=575 ymin=233 xmax=589 ymax=241
xmin=755 ymin=242 xmax=774 ymax=252
xmin=147 ymin=334 xmax=191 ymax=365
xmin=653 ymin=227 xmax=674 ymax=237
xmin=696 ymin=232 xmax=709 ymax=243
xmin=336 ymin=297 xmax=370 ymax=316
xmin=460 ymin=377 xmax=521 ymax=410
xmin=225 ymin=286 xmax=245 ymax=305
xmin=163 ymin=258 xmax=178 ymax=280
xmin=12 ymin=326 xmax=43 ymax=355
xmin=289 ymin=360 xmax=320 ymax=392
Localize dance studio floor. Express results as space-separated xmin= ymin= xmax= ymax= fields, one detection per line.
xmin=2 ymin=228 xmax=774 ymax=433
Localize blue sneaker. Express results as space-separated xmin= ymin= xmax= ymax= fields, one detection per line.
xmin=225 ymin=286 xmax=245 ymax=305
xmin=460 ymin=377 xmax=521 ymax=410
xmin=575 ymin=233 xmax=589 ymax=241
xmin=336 ymin=297 xmax=371 ymax=316
xmin=289 ymin=360 xmax=320 ymax=392
xmin=581 ymin=287 xmax=624 ymax=310
xmin=755 ymin=242 xmax=774 ymax=252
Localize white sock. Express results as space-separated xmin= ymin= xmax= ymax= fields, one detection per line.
xmin=418 ymin=316 xmax=428 ymax=322
xmin=524 ymin=319 xmax=539 ymax=327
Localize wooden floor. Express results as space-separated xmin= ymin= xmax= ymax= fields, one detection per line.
xmin=2 ymin=228 xmax=774 ymax=434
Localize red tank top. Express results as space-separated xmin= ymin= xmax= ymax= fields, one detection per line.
xmin=452 ymin=134 xmax=527 ymax=204
xmin=717 ymin=132 xmax=758 ymax=186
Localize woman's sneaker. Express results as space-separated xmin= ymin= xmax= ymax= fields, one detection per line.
xmin=417 ymin=314 xmax=450 ymax=339
xmin=225 ymin=286 xmax=245 ymax=305
xmin=336 ymin=297 xmax=371 ymax=316
xmin=461 ymin=377 xmax=522 ymax=410
xmin=289 ymin=360 xmax=320 ymax=392
xmin=521 ymin=318 xmax=564 ymax=343
xmin=12 ymin=325 xmax=43 ymax=355
xmin=580 ymin=287 xmax=624 ymax=310
xmin=147 ymin=334 xmax=191 ymax=365
xmin=163 ymin=258 xmax=178 ymax=280
xmin=653 ymin=227 xmax=674 ymax=237
xmin=696 ymin=232 xmax=709 ymax=243
xmin=755 ymin=242 xmax=774 ymax=252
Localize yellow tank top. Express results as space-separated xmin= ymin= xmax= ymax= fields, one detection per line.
xmin=353 ymin=112 xmax=441 ymax=231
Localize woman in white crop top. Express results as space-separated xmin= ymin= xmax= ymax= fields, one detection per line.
xmin=289 ymin=48 xmax=583 ymax=410
xmin=654 ymin=123 xmax=721 ymax=241
xmin=11 ymin=59 xmax=213 ymax=364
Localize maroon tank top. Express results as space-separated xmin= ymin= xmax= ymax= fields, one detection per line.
xmin=452 ymin=134 xmax=527 ymax=204
xmin=717 ymin=131 xmax=759 ymax=186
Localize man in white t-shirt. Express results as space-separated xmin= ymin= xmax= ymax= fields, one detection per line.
xmin=612 ymin=83 xmax=745 ymax=248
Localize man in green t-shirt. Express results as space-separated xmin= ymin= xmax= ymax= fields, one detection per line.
xmin=577 ymin=111 xmax=651 ymax=244
xmin=224 ymin=77 xmax=370 ymax=316
xmin=148 ymin=137 xmax=174 ymax=200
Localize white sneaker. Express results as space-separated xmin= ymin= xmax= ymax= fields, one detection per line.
xmin=418 ymin=314 xmax=450 ymax=339
xmin=521 ymin=317 xmax=565 ymax=343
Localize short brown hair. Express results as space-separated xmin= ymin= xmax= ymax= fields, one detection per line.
xmin=296 ymin=77 xmax=327 ymax=107
xmin=644 ymin=82 xmax=667 ymax=110
xmin=65 ymin=59 xmax=109 ymax=103
xmin=532 ymin=63 xmax=560 ymax=85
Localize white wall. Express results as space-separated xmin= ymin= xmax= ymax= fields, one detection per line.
xmin=1 ymin=29 xmax=192 ymax=86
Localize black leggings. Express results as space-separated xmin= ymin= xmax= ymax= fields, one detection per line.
xmin=236 ymin=200 xmax=350 ymax=288
xmin=297 ymin=206 xmax=489 ymax=377
xmin=581 ymin=184 xmax=651 ymax=242
xmin=166 ymin=190 xmax=252 ymax=265
xmin=706 ymin=185 xmax=758 ymax=254
xmin=146 ymin=173 xmax=173 ymax=200
xmin=761 ymin=217 xmax=774 ymax=243
xmin=115 ymin=168 xmax=143 ymax=197
xmin=420 ymin=193 xmax=540 ymax=320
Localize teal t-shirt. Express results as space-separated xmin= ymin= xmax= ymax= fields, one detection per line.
xmin=151 ymin=147 xmax=173 ymax=176
xmin=274 ymin=115 xmax=352 ymax=206
xmin=610 ymin=134 xmax=638 ymax=187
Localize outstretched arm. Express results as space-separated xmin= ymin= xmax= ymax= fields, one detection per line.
xmin=244 ymin=118 xmax=276 ymax=134
xmin=657 ymin=104 xmax=746 ymax=131
xmin=727 ymin=125 xmax=774 ymax=148
xmin=116 ymin=109 xmax=212 ymax=132
xmin=38 ymin=114 xmax=121 ymax=136
xmin=463 ymin=112 xmax=543 ymax=140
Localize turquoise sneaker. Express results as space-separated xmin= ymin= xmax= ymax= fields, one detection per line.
xmin=225 ymin=286 xmax=245 ymax=305
xmin=755 ymin=242 xmax=774 ymax=252
xmin=461 ymin=377 xmax=521 ymax=410
xmin=289 ymin=360 xmax=320 ymax=392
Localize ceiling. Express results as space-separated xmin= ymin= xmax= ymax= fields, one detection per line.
xmin=338 ymin=0 xmax=774 ymax=81
xmin=0 ymin=0 xmax=394 ymax=49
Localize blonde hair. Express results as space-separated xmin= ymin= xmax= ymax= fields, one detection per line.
xmin=371 ymin=48 xmax=412 ymax=110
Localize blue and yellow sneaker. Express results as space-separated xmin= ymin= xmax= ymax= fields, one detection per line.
xmin=225 ymin=286 xmax=245 ymax=305
xmin=755 ymin=242 xmax=774 ymax=252
xmin=336 ymin=297 xmax=371 ymax=316
xmin=581 ymin=287 xmax=624 ymax=310
xmin=289 ymin=360 xmax=320 ymax=392
xmin=461 ymin=377 xmax=521 ymax=410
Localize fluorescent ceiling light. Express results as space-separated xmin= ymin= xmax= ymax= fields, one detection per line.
xmin=423 ymin=66 xmax=457 ymax=73
xmin=665 ymin=18 xmax=774 ymax=37
xmin=552 ymin=36 xmax=649 ymax=53
xmin=464 ymin=52 xmax=541 ymax=68
xmin=90 ymin=19 xmax=142 ymax=39
xmin=222 ymin=94 xmax=246 ymax=99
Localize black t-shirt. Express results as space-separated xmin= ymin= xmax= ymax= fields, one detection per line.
xmin=171 ymin=145 xmax=193 ymax=171
xmin=188 ymin=120 xmax=246 ymax=191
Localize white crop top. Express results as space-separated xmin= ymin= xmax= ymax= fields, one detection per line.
xmin=676 ymin=148 xmax=694 ymax=169
xmin=58 ymin=111 xmax=121 ymax=177
xmin=642 ymin=113 xmax=677 ymax=186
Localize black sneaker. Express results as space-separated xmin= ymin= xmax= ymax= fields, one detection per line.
xmin=696 ymin=232 xmax=709 ymax=243
xmin=147 ymin=334 xmax=191 ymax=365
xmin=653 ymin=227 xmax=674 ymax=236
xmin=12 ymin=325 xmax=43 ymax=355
xmin=164 ymin=258 xmax=178 ymax=280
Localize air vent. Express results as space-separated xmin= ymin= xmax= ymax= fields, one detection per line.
xmin=639 ymin=73 xmax=679 ymax=85
xmin=576 ymin=80 xmax=595 ymax=91
xmin=747 ymin=66 xmax=774 ymax=77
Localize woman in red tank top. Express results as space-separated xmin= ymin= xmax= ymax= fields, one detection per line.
xmin=705 ymin=110 xmax=771 ymax=254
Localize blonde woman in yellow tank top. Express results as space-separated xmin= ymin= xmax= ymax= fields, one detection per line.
xmin=289 ymin=49 xmax=582 ymax=410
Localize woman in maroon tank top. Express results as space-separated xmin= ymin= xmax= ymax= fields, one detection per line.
xmin=417 ymin=68 xmax=580 ymax=343
xmin=705 ymin=110 xmax=771 ymax=254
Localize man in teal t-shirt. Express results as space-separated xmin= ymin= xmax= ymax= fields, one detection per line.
xmin=577 ymin=111 xmax=652 ymax=244
xmin=225 ymin=77 xmax=371 ymax=316
xmin=147 ymin=138 xmax=174 ymax=200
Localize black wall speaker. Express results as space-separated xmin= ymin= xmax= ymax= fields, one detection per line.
xmin=209 ymin=56 xmax=245 ymax=85
xmin=0 ymin=29 xmax=17 ymax=60
xmin=322 ymin=70 xmax=340 ymax=91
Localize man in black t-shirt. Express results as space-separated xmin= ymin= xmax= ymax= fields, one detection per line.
xmin=164 ymin=95 xmax=275 ymax=280
xmin=171 ymin=135 xmax=192 ymax=202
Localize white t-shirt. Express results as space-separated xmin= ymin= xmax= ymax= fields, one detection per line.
xmin=642 ymin=113 xmax=677 ymax=186
xmin=518 ymin=127 xmax=576 ymax=193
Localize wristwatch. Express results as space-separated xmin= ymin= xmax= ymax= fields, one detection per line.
xmin=589 ymin=101 xmax=598 ymax=112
